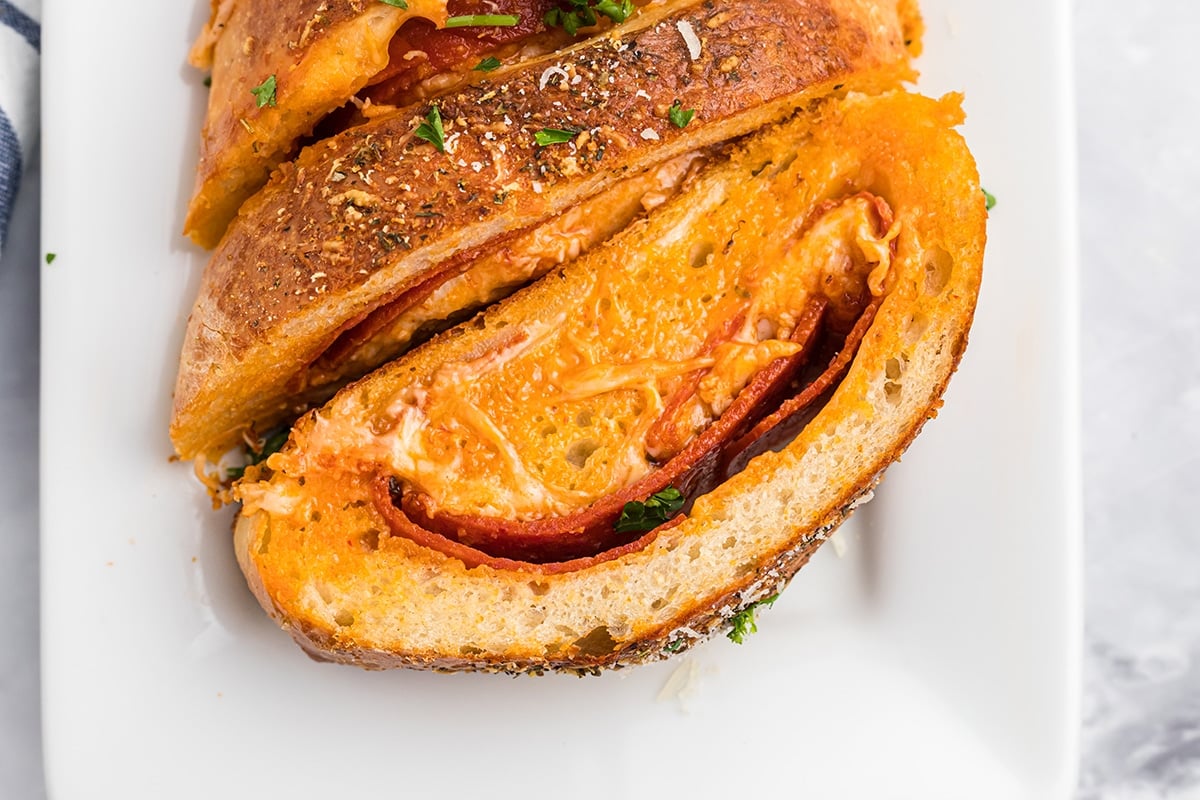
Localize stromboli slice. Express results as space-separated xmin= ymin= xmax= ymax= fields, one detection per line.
xmin=188 ymin=0 xmax=627 ymax=248
xmin=173 ymin=0 xmax=921 ymax=463
xmin=305 ymin=150 xmax=708 ymax=387
xmin=234 ymin=91 xmax=986 ymax=672
xmin=187 ymin=0 xmax=450 ymax=249
xmin=368 ymin=193 xmax=895 ymax=565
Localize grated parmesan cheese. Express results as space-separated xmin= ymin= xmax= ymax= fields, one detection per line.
xmin=847 ymin=489 xmax=875 ymax=511
xmin=829 ymin=528 xmax=849 ymax=558
xmin=539 ymin=65 xmax=569 ymax=91
xmin=676 ymin=20 xmax=702 ymax=61
xmin=657 ymin=658 xmax=701 ymax=711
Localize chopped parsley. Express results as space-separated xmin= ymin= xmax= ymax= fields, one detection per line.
xmin=595 ymin=0 xmax=634 ymax=21
xmin=535 ymin=127 xmax=580 ymax=146
xmin=379 ymin=0 xmax=409 ymax=7
xmin=415 ymin=105 xmax=446 ymax=152
xmin=44 ymin=253 xmax=56 ymax=265
xmin=227 ymin=429 xmax=289 ymax=481
xmin=250 ymin=74 xmax=277 ymax=108
xmin=614 ymin=487 xmax=685 ymax=534
xmin=545 ymin=0 xmax=633 ymax=35
xmin=474 ymin=56 xmax=503 ymax=72
xmin=727 ymin=595 xmax=779 ymax=644
xmin=445 ymin=14 xmax=521 ymax=27
xmin=982 ymin=188 xmax=997 ymax=211
xmin=202 ymin=75 xmax=212 ymax=88
xmin=668 ymin=100 xmax=695 ymax=129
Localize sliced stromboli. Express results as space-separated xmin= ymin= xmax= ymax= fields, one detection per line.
xmin=304 ymin=150 xmax=708 ymax=389
xmin=189 ymin=0 xmax=776 ymax=249
xmin=188 ymin=0 xmax=635 ymax=248
xmin=188 ymin=0 xmax=448 ymax=249
xmin=233 ymin=91 xmax=986 ymax=672
xmin=372 ymin=191 xmax=895 ymax=566
xmin=173 ymin=0 xmax=921 ymax=463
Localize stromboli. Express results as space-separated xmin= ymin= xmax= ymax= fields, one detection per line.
xmin=232 ymin=90 xmax=986 ymax=671
xmin=187 ymin=0 xmax=450 ymax=249
xmin=172 ymin=0 xmax=921 ymax=464
xmin=188 ymin=0 xmax=603 ymax=248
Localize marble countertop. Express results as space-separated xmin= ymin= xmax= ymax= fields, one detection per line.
xmin=1073 ymin=1 xmax=1200 ymax=796
xmin=2 ymin=2 xmax=1198 ymax=797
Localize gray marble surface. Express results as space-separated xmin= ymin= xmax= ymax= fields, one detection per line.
xmin=1075 ymin=1 xmax=1200 ymax=797
xmin=2 ymin=2 xmax=1198 ymax=797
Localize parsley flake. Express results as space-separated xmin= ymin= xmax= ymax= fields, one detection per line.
xmin=594 ymin=0 xmax=634 ymax=23
xmin=982 ymin=188 xmax=997 ymax=211
xmin=250 ymin=75 xmax=277 ymax=108
xmin=545 ymin=0 xmax=633 ymax=35
xmin=445 ymin=14 xmax=521 ymax=27
xmin=614 ymin=487 xmax=685 ymax=534
xmin=227 ymin=429 xmax=289 ymax=481
xmin=474 ymin=56 xmax=503 ymax=72
xmin=44 ymin=253 xmax=56 ymax=265
xmin=668 ymin=100 xmax=695 ymax=129
xmin=415 ymin=105 xmax=446 ymax=153
xmin=727 ymin=595 xmax=779 ymax=644
xmin=535 ymin=127 xmax=580 ymax=146
xmin=379 ymin=0 xmax=409 ymax=7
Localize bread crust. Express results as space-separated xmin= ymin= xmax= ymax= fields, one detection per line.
xmin=186 ymin=0 xmax=455 ymax=248
xmin=232 ymin=91 xmax=986 ymax=673
xmin=173 ymin=0 xmax=918 ymax=461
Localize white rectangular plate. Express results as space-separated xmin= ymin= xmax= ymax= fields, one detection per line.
xmin=40 ymin=1 xmax=1080 ymax=797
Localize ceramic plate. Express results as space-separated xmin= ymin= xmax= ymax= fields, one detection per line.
xmin=40 ymin=1 xmax=1080 ymax=796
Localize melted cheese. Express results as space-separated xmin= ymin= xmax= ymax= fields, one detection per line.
xmin=746 ymin=193 xmax=898 ymax=333
xmin=699 ymin=340 xmax=806 ymax=415
xmin=324 ymin=152 xmax=706 ymax=383
xmin=238 ymin=480 xmax=302 ymax=517
xmin=302 ymin=180 xmax=899 ymax=523
xmin=556 ymin=357 xmax=716 ymax=402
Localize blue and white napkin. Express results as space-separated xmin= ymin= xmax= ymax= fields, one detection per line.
xmin=0 ymin=0 xmax=40 ymax=257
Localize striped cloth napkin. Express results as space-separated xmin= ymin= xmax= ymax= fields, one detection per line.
xmin=0 ymin=0 xmax=40 ymax=257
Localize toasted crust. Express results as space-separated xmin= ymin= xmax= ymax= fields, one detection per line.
xmin=233 ymin=91 xmax=986 ymax=672
xmin=172 ymin=0 xmax=919 ymax=461
xmin=185 ymin=0 xmax=452 ymax=248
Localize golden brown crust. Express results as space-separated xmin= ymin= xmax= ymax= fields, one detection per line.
xmin=185 ymin=0 xmax=452 ymax=248
xmin=173 ymin=0 xmax=918 ymax=460
xmin=250 ymin=498 xmax=840 ymax=673
xmin=232 ymin=90 xmax=985 ymax=673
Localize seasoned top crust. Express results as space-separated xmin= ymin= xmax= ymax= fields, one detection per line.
xmin=172 ymin=0 xmax=919 ymax=460
xmin=185 ymin=0 xmax=451 ymax=248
